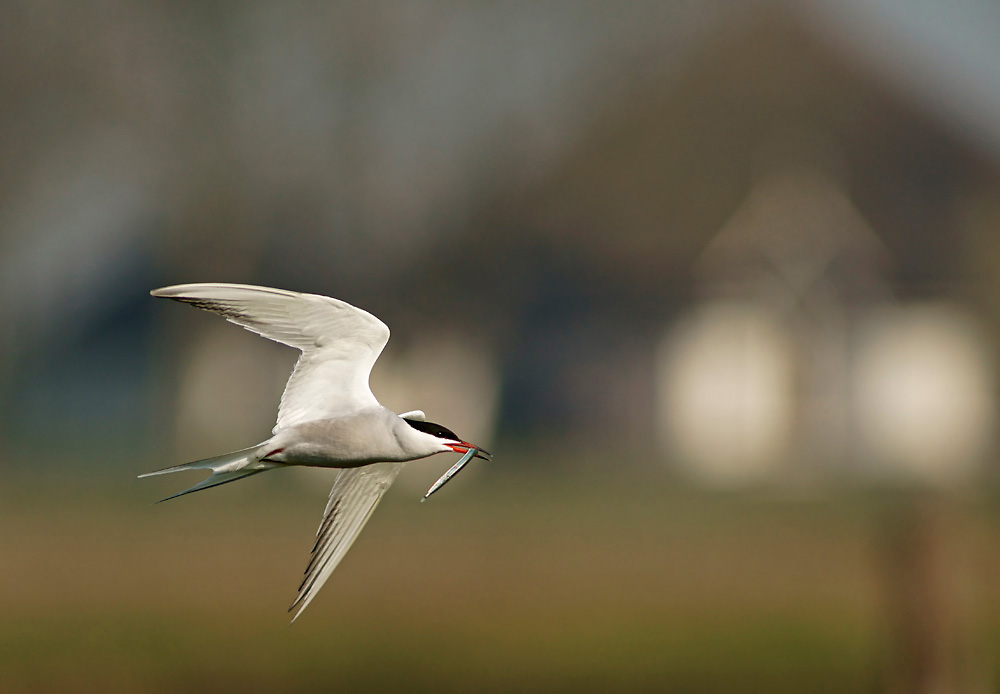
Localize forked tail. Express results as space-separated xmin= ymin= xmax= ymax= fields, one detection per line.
xmin=138 ymin=445 xmax=279 ymax=502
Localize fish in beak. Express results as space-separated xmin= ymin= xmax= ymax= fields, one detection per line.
xmin=422 ymin=442 xmax=492 ymax=501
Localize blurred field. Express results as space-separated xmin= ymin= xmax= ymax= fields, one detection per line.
xmin=6 ymin=454 xmax=994 ymax=693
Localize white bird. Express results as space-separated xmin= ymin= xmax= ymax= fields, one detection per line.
xmin=139 ymin=283 xmax=491 ymax=622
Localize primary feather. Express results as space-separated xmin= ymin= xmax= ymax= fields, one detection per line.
xmin=289 ymin=463 xmax=403 ymax=621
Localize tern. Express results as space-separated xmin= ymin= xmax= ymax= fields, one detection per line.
xmin=139 ymin=283 xmax=492 ymax=621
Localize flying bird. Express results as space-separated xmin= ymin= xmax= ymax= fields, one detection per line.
xmin=140 ymin=283 xmax=491 ymax=621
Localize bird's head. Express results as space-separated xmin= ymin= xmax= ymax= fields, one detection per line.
xmin=402 ymin=418 xmax=492 ymax=461
xmin=403 ymin=417 xmax=492 ymax=501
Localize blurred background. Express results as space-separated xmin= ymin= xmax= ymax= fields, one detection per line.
xmin=2 ymin=0 xmax=1000 ymax=691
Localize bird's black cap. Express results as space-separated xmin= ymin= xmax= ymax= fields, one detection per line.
xmin=403 ymin=418 xmax=461 ymax=441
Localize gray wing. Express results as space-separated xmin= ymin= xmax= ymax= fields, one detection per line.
xmin=151 ymin=283 xmax=391 ymax=430
xmin=289 ymin=462 xmax=404 ymax=622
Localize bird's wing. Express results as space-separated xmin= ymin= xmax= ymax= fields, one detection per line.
xmin=289 ymin=462 xmax=403 ymax=622
xmin=151 ymin=283 xmax=391 ymax=430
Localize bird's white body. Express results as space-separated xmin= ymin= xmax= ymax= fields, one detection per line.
xmin=267 ymin=407 xmax=447 ymax=466
xmin=140 ymin=283 xmax=490 ymax=621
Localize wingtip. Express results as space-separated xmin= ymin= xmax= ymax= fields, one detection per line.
xmin=149 ymin=283 xmax=214 ymax=299
xmin=150 ymin=282 xmax=301 ymax=300
xmin=150 ymin=284 xmax=204 ymax=299
xmin=287 ymin=596 xmax=310 ymax=623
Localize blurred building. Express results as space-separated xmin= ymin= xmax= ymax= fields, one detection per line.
xmin=656 ymin=167 xmax=887 ymax=483
xmin=655 ymin=168 xmax=994 ymax=485
xmin=485 ymin=7 xmax=1000 ymax=483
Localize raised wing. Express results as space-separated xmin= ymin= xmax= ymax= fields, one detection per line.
xmin=289 ymin=463 xmax=403 ymax=622
xmin=151 ymin=283 xmax=391 ymax=430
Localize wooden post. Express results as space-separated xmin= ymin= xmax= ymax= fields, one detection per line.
xmin=879 ymin=495 xmax=986 ymax=694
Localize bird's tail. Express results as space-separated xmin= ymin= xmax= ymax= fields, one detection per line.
xmin=138 ymin=445 xmax=280 ymax=502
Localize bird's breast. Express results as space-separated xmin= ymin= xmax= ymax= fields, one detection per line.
xmin=268 ymin=414 xmax=410 ymax=467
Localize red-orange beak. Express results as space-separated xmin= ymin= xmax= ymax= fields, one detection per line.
xmin=446 ymin=442 xmax=492 ymax=461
